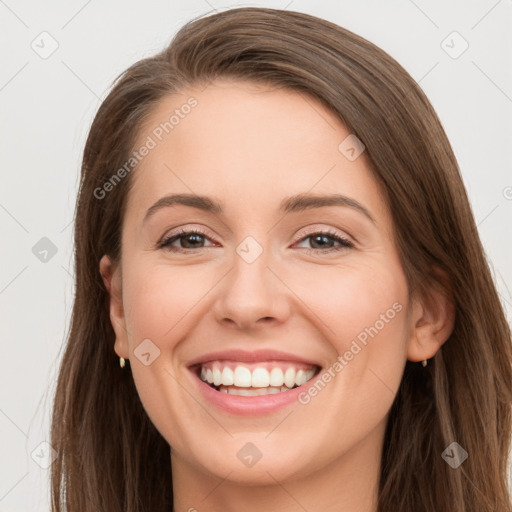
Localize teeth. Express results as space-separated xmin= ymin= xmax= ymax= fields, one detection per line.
xmin=251 ymin=368 xmax=270 ymax=387
xmin=199 ymin=361 xmax=318 ymax=393
xmin=233 ymin=366 xmax=252 ymax=387
xmin=284 ymin=367 xmax=296 ymax=388
xmin=295 ymin=369 xmax=306 ymax=386
xmin=269 ymin=367 xmax=284 ymax=386
xmin=213 ymin=364 xmax=222 ymax=386
xmin=219 ymin=385 xmax=291 ymax=396
xmin=221 ymin=366 xmax=234 ymax=386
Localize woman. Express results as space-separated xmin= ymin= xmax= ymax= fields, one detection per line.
xmin=50 ymin=7 xmax=512 ymax=512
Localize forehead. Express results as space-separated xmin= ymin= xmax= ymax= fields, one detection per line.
xmin=124 ymin=80 xmax=389 ymax=226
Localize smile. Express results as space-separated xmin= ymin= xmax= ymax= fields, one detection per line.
xmin=196 ymin=361 xmax=320 ymax=396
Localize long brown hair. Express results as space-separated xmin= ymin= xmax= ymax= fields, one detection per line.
xmin=50 ymin=7 xmax=512 ymax=511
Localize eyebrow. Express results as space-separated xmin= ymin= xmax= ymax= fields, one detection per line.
xmin=143 ymin=192 xmax=375 ymax=224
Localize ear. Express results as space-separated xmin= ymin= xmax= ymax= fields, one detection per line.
xmin=406 ymin=268 xmax=455 ymax=362
xmin=99 ymin=254 xmax=129 ymax=360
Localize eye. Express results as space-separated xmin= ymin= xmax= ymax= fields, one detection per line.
xmin=157 ymin=227 xmax=354 ymax=254
xmin=293 ymin=229 xmax=354 ymax=253
xmin=157 ymin=228 xmax=217 ymax=253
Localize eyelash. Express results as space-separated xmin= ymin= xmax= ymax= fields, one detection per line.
xmin=157 ymin=228 xmax=354 ymax=254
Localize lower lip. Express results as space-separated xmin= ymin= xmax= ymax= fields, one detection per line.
xmin=189 ymin=369 xmax=315 ymax=416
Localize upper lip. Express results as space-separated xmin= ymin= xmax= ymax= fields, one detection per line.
xmin=187 ymin=349 xmax=322 ymax=368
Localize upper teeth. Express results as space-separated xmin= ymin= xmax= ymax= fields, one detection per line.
xmin=199 ymin=362 xmax=317 ymax=388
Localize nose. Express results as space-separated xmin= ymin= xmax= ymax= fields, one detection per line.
xmin=212 ymin=246 xmax=291 ymax=331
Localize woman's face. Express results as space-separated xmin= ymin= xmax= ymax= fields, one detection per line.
xmin=103 ymin=80 xmax=417 ymax=486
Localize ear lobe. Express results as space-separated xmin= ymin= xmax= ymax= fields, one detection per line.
xmin=407 ymin=269 xmax=455 ymax=363
xmin=99 ymin=254 xmax=129 ymax=360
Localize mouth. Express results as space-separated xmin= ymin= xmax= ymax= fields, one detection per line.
xmin=190 ymin=360 xmax=321 ymax=397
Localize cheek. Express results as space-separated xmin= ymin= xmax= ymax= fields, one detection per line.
xmin=122 ymin=261 xmax=211 ymax=340
xmin=290 ymin=258 xmax=408 ymax=346
xmin=288 ymin=257 xmax=410 ymax=410
xmin=282 ymin=261 xmax=409 ymax=465
xmin=119 ymin=262 xmax=215 ymax=442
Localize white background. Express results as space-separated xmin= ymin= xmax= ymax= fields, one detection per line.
xmin=1 ymin=1 xmax=511 ymax=510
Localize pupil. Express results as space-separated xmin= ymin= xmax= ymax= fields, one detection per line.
xmin=311 ymin=235 xmax=332 ymax=249
xmin=183 ymin=233 xmax=203 ymax=248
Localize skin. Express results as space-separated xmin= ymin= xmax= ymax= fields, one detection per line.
xmin=100 ymin=80 xmax=454 ymax=512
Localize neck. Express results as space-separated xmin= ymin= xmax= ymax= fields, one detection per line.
xmin=170 ymin=423 xmax=384 ymax=512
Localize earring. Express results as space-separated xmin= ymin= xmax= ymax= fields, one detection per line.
xmin=421 ymin=359 xmax=428 ymax=367
xmin=119 ymin=357 xmax=126 ymax=368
